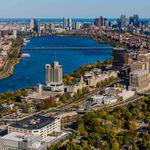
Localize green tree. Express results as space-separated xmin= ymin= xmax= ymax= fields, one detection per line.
xmin=129 ymin=119 xmax=138 ymax=131
xmin=111 ymin=138 xmax=120 ymax=150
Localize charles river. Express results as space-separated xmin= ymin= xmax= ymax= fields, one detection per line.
xmin=0 ymin=36 xmax=113 ymax=93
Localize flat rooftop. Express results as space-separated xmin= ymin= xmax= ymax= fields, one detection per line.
xmin=1 ymin=132 xmax=35 ymax=142
xmin=10 ymin=115 xmax=57 ymax=130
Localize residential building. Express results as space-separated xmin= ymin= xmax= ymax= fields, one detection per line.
xmin=131 ymin=61 xmax=150 ymax=74
xmin=45 ymin=61 xmax=63 ymax=83
xmin=43 ymin=61 xmax=64 ymax=96
xmin=112 ymin=47 xmax=130 ymax=73
xmin=66 ymin=76 xmax=86 ymax=95
xmin=129 ymin=69 xmax=149 ymax=92
xmin=84 ymin=70 xmax=118 ymax=87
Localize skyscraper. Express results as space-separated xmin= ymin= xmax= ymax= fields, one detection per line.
xmin=63 ymin=17 xmax=68 ymax=29
xmin=68 ymin=18 xmax=72 ymax=30
xmin=45 ymin=61 xmax=63 ymax=83
xmin=63 ymin=17 xmax=72 ymax=30
xmin=94 ymin=18 xmax=101 ymax=27
xmin=120 ymin=15 xmax=127 ymax=27
xmin=94 ymin=16 xmax=104 ymax=27
xmin=30 ymin=19 xmax=38 ymax=32
xmin=129 ymin=14 xmax=139 ymax=27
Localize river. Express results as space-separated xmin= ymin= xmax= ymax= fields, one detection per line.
xmin=0 ymin=36 xmax=112 ymax=93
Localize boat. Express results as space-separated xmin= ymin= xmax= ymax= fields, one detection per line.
xmin=23 ymin=38 xmax=30 ymax=46
xmin=21 ymin=53 xmax=31 ymax=58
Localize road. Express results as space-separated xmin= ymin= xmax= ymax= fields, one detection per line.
xmin=0 ymin=88 xmax=143 ymax=133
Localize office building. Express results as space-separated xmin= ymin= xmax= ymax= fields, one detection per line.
xmin=75 ymin=22 xmax=81 ymax=30
xmin=45 ymin=61 xmax=63 ymax=83
xmin=94 ymin=16 xmax=104 ymax=27
xmin=68 ymin=18 xmax=72 ymax=30
xmin=63 ymin=17 xmax=68 ymax=29
xmin=8 ymin=115 xmax=61 ymax=139
xmin=94 ymin=18 xmax=101 ymax=27
xmin=120 ymin=15 xmax=127 ymax=28
xmin=129 ymin=69 xmax=149 ymax=92
xmin=63 ymin=17 xmax=72 ymax=30
xmin=30 ymin=19 xmax=39 ymax=32
xmin=112 ymin=48 xmax=129 ymax=72
xmin=129 ymin=14 xmax=139 ymax=27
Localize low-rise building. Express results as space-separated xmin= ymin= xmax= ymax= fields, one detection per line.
xmin=8 ymin=115 xmax=61 ymax=139
xmin=65 ymin=77 xmax=86 ymax=95
xmin=0 ymin=131 xmax=68 ymax=150
xmin=42 ymin=82 xmax=64 ymax=96
xmin=84 ymin=70 xmax=118 ymax=87
xmin=91 ymin=87 xmax=135 ymax=105
xmin=92 ymin=95 xmax=117 ymax=105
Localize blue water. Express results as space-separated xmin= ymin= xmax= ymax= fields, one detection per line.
xmin=0 ymin=18 xmax=149 ymax=23
xmin=0 ymin=36 xmax=112 ymax=93
xmin=0 ymin=18 xmax=94 ymax=23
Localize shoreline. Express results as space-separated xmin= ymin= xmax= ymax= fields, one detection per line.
xmin=0 ymin=40 xmax=23 ymax=80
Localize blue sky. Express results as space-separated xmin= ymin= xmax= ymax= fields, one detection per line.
xmin=0 ymin=0 xmax=149 ymax=18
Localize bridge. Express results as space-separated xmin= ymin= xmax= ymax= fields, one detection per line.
xmin=22 ymin=46 xmax=113 ymax=50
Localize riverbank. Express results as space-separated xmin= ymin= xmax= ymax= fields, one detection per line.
xmin=0 ymin=38 xmax=23 ymax=80
xmin=0 ymin=58 xmax=20 ymax=80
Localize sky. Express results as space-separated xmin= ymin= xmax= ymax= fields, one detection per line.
xmin=0 ymin=0 xmax=149 ymax=18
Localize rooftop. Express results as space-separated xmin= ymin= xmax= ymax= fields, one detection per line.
xmin=1 ymin=132 xmax=37 ymax=142
xmin=10 ymin=115 xmax=57 ymax=130
xmin=130 ymin=69 xmax=148 ymax=76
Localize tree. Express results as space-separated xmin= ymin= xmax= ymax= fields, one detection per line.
xmin=77 ymin=123 xmax=88 ymax=137
xmin=22 ymin=103 xmax=30 ymax=113
xmin=111 ymin=138 xmax=120 ymax=150
xmin=129 ymin=119 xmax=138 ymax=131
xmin=82 ymin=87 xmax=89 ymax=95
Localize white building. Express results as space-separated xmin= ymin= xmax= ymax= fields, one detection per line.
xmin=0 ymin=131 xmax=68 ymax=150
xmin=8 ymin=115 xmax=61 ymax=139
xmin=43 ymin=61 xmax=64 ymax=96
xmin=91 ymin=95 xmax=117 ymax=105
xmin=91 ymin=88 xmax=135 ymax=105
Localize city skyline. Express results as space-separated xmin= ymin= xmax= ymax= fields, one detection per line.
xmin=0 ymin=0 xmax=149 ymax=18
